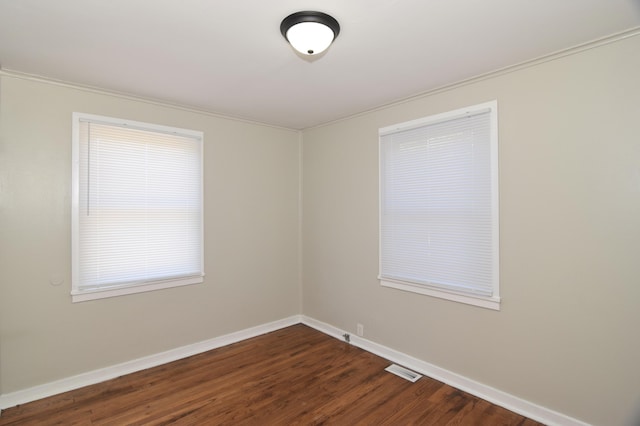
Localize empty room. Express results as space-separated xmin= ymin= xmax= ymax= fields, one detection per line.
xmin=1 ymin=1 xmax=639 ymax=425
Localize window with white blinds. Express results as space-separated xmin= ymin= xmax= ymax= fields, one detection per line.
xmin=379 ymin=101 xmax=500 ymax=310
xmin=71 ymin=113 xmax=204 ymax=302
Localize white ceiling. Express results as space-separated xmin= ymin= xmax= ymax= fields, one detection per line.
xmin=1 ymin=0 xmax=639 ymax=129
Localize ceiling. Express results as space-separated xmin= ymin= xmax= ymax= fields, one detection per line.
xmin=0 ymin=1 xmax=639 ymax=130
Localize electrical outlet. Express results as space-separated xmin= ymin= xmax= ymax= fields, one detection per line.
xmin=356 ymin=323 xmax=364 ymax=337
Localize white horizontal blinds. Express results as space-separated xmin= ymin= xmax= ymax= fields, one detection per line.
xmin=78 ymin=120 xmax=203 ymax=290
xmin=380 ymin=110 xmax=494 ymax=296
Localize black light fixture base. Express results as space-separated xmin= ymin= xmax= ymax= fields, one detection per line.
xmin=280 ymin=11 xmax=341 ymax=41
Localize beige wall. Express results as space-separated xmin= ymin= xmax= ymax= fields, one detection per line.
xmin=302 ymin=34 xmax=640 ymax=426
xmin=0 ymin=76 xmax=301 ymax=394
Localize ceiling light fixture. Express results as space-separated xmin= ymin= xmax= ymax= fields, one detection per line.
xmin=280 ymin=11 xmax=340 ymax=56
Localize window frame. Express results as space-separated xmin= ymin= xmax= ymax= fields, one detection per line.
xmin=378 ymin=101 xmax=500 ymax=310
xmin=71 ymin=113 xmax=204 ymax=302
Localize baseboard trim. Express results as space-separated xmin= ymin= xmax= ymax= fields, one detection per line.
xmin=301 ymin=315 xmax=590 ymax=426
xmin=0 ymin=315 xmax=301 ymax=411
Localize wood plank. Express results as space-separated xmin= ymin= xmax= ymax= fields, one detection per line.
xmin=0 ymin=324 xmax=545 ymax=425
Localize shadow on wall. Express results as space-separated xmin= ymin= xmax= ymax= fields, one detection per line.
xmin=634 ymin=0 xmax=640 ymax=18
xmin=626 ymin=402 xmax=640 ymax=426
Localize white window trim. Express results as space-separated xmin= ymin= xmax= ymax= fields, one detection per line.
xmin=380 ymin=278 xmax=501 ymax=310
xmin=71 ymin=113 xmax=204 ymax=302
xmin=70 ymin=276 xmax=204 ymax=303
xmin=378 ymin=101 xmax=500 ymax=310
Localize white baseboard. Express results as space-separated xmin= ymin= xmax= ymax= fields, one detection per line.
xmin=1 ymin=314 xmax=590 ymax=426
xmin=0 ymin=315 xmax=301 ymax=411
xmin=301 ymin=315 xmax=590 ymax=426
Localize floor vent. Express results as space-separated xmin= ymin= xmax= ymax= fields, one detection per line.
xmin=385 ymin=364 xmax=422 ymax=382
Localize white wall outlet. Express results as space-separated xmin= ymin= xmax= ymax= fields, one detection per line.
xmin=356 ymin=323 xmax=364 ymax=337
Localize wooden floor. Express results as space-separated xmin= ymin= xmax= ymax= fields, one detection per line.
xmin=0 ymin=324 xmax=544 ymax=425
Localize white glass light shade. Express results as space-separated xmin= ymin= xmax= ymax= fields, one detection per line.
xmin=286 ymin=22 xmax=335 ymax=55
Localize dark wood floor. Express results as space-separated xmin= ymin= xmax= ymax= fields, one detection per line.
xmin=0 ymin=324 xmax=544 ymax=425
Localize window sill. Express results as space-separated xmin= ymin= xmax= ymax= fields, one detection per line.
xmin=71 ymin=275 xmax=204 ymax=303
xmin=380 ymin=278 xmax=501 ymax=311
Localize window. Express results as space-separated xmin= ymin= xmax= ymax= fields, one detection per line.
xmin=379 ymin=101 xmax=499 ymax=310
xmin=72 ymin=113 xmax=204 ymax=302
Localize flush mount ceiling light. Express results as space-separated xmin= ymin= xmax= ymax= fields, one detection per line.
xmin=280 ymin=11 xmax=340 ymax=56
